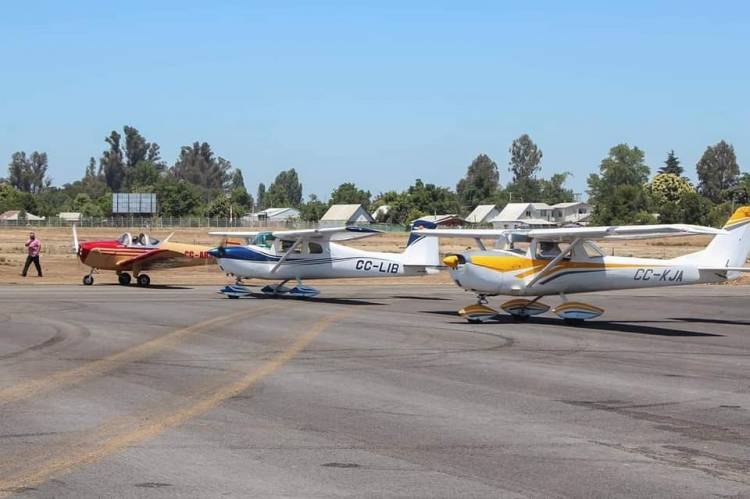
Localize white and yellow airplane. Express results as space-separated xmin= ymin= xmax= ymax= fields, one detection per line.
xmin=414 ymin=206 xmax=750 ymax=322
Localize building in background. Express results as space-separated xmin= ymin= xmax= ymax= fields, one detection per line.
xmin=58 ymin=212 xmax=82 ymax=223
xmin=412 ymin=214 xmax=465 ymax=228
xmin=0 ymin=210 xmax=45 ymax=222
xmin=490 ymin=202 xmax=590 ymax=229
xmin=465 ymin=204 xmax=499 ymax=225
xmin=320 ymin=204 xmax=374 ymax=227
xmin=242 ymin=207 xmax=300 ymax=224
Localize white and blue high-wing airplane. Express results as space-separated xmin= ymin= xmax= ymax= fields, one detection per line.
xmin=413 ymin=206 xmax=750 ymax=322
xmin=208 ymin=223 xmax=439 ymax=298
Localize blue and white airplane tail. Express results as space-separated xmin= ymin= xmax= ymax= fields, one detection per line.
xmin=402 ymin=220 xmax=441 ymax=267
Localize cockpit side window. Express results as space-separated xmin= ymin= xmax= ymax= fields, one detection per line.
xmin=308 ymin=242 xmax=323 ymax=254
xmin=580 ymin=241 xmax=605 ymax=258
xmin=535 ymin=241 xmax=571 ymax=260
xmin=280 ymin=239 xmax=302 ymax=254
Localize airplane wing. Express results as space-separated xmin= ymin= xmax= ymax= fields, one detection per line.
xmin=414 ymin=224 xmax=725 ymax=242
xmin=116 ymin=248 xmax=199 ymax=270
xmin=210 ymin=226 xmax=383 ymax=242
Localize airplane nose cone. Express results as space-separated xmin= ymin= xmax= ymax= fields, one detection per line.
xmin=208 ymin=247 xmax=225 ymax=258
xmin=443 ymin=255 xmax=459 ymax=269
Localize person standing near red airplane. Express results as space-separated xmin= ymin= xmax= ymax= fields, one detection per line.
xmin=21 ymin=231 xmax=43 ymax=277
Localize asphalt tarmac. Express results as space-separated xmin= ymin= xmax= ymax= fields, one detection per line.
xmin=0 ymin=283 xmax=748 ymax=498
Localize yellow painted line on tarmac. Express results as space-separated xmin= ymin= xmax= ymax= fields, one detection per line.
xmin=0 ymin=304 xmax=281 ymax=406
xmin=0 ymin=308 xmax=349 ymax=497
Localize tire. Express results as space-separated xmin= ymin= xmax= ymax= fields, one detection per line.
xmin=136 ymin=274 xmax=151 ymax=287
xmin=118 ymin=273 xmax=131 ymax=285
xmin=83 ymin=275 xmax=94 ymax=286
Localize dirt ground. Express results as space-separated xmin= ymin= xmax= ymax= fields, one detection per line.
xmin=1 ymin=226 xmax=746 ymax=286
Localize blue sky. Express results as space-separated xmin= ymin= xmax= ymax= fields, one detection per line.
xmin=1 ymin=1 xmax=748 ymax=200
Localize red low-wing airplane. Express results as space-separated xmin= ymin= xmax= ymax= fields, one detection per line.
xmin=73 ymin=226 xmax=214 ymax=287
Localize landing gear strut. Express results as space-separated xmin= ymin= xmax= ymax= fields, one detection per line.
xmin=82 ymin=268 xmax=96 ymax=285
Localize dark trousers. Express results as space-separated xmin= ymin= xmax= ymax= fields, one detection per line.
xmin=22 ymin=255 xmax=42 ymax=277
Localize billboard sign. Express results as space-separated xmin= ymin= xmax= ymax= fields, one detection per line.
xmin=112 ymin=193 xmax=157 ymax=214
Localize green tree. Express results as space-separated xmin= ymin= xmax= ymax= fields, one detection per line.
xmin=230 ymin=186 xmax=254 ymax=213
xmin=406 ymin=179 xmax=460 ymax=217
xmin=231 ymin=169 xmax=246 ymax=190
xmin=647 ymin=173 xmax=696 ymax=224
xmin=648 ymin=173 xmax=694 ymax=204
xmin=330 ymin=182 xmax=371 ymax=208
xmin=127 ymin=161 xmax=162 ymax=190
xmin=256 ymin=183 xmax=266 ymax=210
xmin=171 ymin=142 xmax=232 ymax=194
xmin=71 ymin=193 xmax=103 ymax=217
xmin=154 ymin=177 xmax=204 ymax=217
xmin=299 ymin=194 xmax=329 ymax=222
xmin=204 ymin=196 xmax=233 ymax=218
xmin=7 ymin=151 xmax=50 ymax=194
xmin=505 ymin=178 xmax=542 ymax=203
xmin=587 ymin=144 xmax=651 ymax=224
xmin=509 ymin=134 xmax=542 ymax=183
xmin=264 ymin=169 xmax=303 ymax=207
xmin=539 ymin=172 xmax=575 ymax=204
xmin=100 ymin=131 xmax=126 ymax=191
xmin=371 ymin=191 xmax=408 ymax=224
xmin=732 ymin=173 xmax=750 ymax=204
xmin=674 ymin=191 xmax=714 ymax=225
xmin=456 ymin=154 xmax=499 ymax=210
xmin=123 ymin=126 xmax=149 ymax=168
xmin=659 ymin=150 xmax=683 ymax=176
xmin=696 ymin=140 xmax=740 ymax=203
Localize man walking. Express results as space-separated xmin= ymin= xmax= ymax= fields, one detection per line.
xmin=22 ymin=231 xmax=43 ymax=277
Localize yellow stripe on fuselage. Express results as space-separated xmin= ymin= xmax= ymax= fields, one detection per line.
xmin=469 ymin=254 xmax=661 ymax=281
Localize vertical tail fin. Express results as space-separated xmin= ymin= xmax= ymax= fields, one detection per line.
xmin=692 ymin=206 xmax=750 ymax=270
xmin=403 ymin=219 xmax=440 ymax=266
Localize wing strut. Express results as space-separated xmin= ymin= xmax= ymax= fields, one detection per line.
xmin=526 ymin=238 xmax=580 ymax=288
xmin=271 ymin=238 xmax=303 ymax=273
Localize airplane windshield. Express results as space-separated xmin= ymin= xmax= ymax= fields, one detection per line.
xmin=253 ymin=232 xmax=275 ymax=248
xmin=117 ymin=233 xmax=132 ymax=246
xmin=580 ymin=241 xmax=605 ymax=258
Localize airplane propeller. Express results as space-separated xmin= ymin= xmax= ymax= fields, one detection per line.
xmin=72 ymin=223 xmax=80 ymax=254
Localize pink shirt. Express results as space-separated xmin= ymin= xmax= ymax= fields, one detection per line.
xmin=26 ymin=239 xmax=41 ymax=257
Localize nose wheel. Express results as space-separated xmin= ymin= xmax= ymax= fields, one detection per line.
xmin=82 ymin=274 xmax=94 ymax=285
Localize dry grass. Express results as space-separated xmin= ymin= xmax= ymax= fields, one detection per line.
xmin=0 ymin=227 xmax=746 ymax=286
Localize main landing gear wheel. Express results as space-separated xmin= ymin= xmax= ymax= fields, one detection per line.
xmin=82 ymin=275 xmax=94 ymax=286
xmin=118 ymin=273 xmax=132 ymax=285
xmin=136 ymin=274 xmax=151 ymax=287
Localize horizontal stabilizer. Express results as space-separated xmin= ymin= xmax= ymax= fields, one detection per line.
xmin=699 ymin=267 xmax=750 ymax=272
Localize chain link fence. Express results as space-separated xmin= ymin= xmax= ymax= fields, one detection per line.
xmin=0 ymin=216 xmax=408 ymax=232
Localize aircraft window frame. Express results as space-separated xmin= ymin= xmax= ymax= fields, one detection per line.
xmin=118 ymin=233 xmax=133 ymax=246
xmin=280 ymin=239 xmax=303 ymax=254
xmin=253 ymin=232 xmax=275 ymax=248
xmin=581 ymin=241 xmax=605 ymax=258
xmin=534 ymin=241 xmax=571 ymax=260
